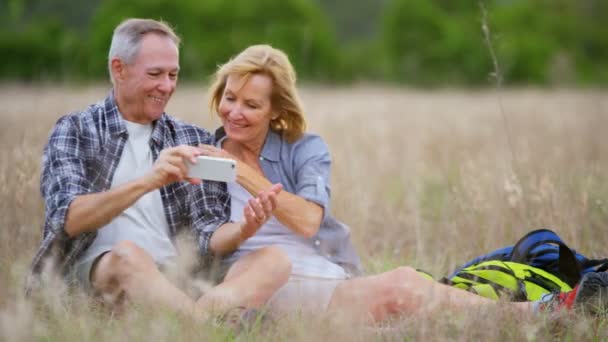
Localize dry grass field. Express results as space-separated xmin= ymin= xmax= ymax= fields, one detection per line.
xmin=1 ymin=84 xmax=607 ymax=340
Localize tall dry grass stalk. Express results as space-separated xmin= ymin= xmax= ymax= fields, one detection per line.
xmin=1 ymin=84 xmax=607 ymax=340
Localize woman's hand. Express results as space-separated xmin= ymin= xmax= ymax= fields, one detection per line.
xmin=239 ymin=183 xmax=282 ymax=240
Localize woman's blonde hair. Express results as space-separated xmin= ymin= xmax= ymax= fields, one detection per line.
xmin=208 ymin=45 xmax=306 ymax=143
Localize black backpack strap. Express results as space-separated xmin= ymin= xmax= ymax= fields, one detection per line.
xmin=581 ymin=258 xmax=608 ymax=273
xmin=510 ymin=228 xmax=582 ymax=287
xmin=557 ymin=244 xmax=583 ymax=287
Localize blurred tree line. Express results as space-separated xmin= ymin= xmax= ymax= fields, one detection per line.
xmin=0 ymin=0 xmax=606 ymax=86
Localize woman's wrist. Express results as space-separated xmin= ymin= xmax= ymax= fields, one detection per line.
xmin=237 ymin=221 xmax=250 ymax=244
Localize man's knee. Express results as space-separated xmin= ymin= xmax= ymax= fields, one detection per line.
xmin=93 ymin=240 xmax=157 ymax=286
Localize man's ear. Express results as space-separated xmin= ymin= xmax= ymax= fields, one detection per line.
xmin=110 ymin=58 xmax=125 ymax=82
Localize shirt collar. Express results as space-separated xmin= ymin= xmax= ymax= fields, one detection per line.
xmin=214 ymin=126 xmax=282 ymax=162
xmin=103 ymin=90 xmax=127 ymax=136
xmin=150 ymin=115 xmax=167 ymax=147
xmin=260 ymin=129 xmax=281 ymax=162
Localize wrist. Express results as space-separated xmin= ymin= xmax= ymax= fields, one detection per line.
xmin=238 ymin=222 xmax=250 ymax=243
xmin=135 ymin=174 xmax=159 ymax=193
xmin=237 ymin=168 xmax=269 ymax=195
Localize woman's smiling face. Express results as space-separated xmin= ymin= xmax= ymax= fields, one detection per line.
xmin=219 ymin=73 xmax=275 ymax=147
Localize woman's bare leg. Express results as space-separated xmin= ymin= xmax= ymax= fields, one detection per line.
xmin=327 ymin=266 xmax=531 ymax=323
xmin=194 ymin=245 xmax=292 ymax=315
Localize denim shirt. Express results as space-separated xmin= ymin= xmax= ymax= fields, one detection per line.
xmin=215 ymin=128 xmax=363 ymax=276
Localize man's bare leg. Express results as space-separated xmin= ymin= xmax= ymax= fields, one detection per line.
xmin=91 ymin=241 xmax=197 ymax=316
xmin=91 ymin=241 xmax=291 ymax=320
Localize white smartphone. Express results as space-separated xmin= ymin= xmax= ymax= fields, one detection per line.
xmin=187 ymin=156 xmax=237 ymax=183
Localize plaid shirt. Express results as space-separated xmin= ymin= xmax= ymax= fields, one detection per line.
xmin=26 ymin=91 xmax=230 ymax=293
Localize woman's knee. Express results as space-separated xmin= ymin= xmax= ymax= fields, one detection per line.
xmin=387 ymin=266 xmax=420 ymax=283
xmin=256 ymin=245 xmax=292 ymax=276
xmin=371 ymin=266 xmax=428 ymax=315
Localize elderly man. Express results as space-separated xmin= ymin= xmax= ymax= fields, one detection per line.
xmin=26 ymin=18 xmax=290 ymax=320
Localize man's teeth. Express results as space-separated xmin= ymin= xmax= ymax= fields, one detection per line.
xmin=149 ymin=96 xmax=163 ymax=103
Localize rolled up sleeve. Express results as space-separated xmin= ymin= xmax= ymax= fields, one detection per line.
xmin=293 ymin=135 xmax=332 ymax=217
xmin=41 ymin=116 xmax=93 ymax=241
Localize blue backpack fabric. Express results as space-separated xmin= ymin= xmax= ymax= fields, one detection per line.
xmin=446 ymin=229 xmax=608 ymax=288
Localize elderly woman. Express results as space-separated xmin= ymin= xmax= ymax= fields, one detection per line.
xmin=199 ymin=45 xmax=608 ymax=322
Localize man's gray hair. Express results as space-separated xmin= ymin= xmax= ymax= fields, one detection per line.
xmin=108 ymin=18 xmax=181 ymax=83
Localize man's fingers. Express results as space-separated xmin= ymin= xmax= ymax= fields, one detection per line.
xmin=197 ymin=144 xmax=217 ymax=153
xmin=165 ymin=155 xmax=189 ymax=178
xmin=198 ymin=144 xmax=235 ymax=159
xmin=166 ymin=145 xmax=201 ymax=163
xmin=162 ymin=164 xmax=183 ymax=181
xmin=186 ymin=177 xmax=202 ymax=185
xmin=197 ymin=144 xmax=221 ymax=156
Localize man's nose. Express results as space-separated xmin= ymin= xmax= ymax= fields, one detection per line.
xmin=158 ymin=75 xmax=175 ymax=93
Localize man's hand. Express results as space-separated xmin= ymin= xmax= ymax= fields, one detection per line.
xmin=239 ymin=183 xmax=283 ymax=240
xmin=143 ymin=145 xmax=203 ymax=190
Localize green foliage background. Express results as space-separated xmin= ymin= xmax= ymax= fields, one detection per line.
xmin=0 ymin=0 xmax=606 ymax=85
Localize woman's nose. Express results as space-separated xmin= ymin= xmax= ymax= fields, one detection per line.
xmin=227 ymin=103 xmax=242 ymax=118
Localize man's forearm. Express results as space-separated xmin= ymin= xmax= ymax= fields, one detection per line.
xmin=64 ymin=177 xmax=154 ymax=237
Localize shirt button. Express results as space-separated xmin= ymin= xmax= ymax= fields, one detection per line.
xmin=314 ymin=240 xmax=321 ymax=246
xmin=259 ymin=156 xmax=264 ymax=161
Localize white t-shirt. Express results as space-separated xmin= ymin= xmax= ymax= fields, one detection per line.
xmin=225 ymin=181 xmax=346 ymax=279
xmin=77 ymin=119 xmax=176 ymax=266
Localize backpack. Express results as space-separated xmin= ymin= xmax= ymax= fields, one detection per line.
xmin=443 ymin=260 xmax=572 ymax=301
xmin=440 ymin=229 xmax=608 ymax=301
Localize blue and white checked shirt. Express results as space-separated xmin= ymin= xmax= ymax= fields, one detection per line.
xmin=26 ymin=91 xmax=230 ymax=293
